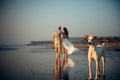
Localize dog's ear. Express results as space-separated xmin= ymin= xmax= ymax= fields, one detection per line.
xmin=84 ymin=35 xmax=89 ymax=40
xmin=85 ymin=35 xmax=89 ymax=39
xmin=94 ymin=36 xmax=99 ymax=39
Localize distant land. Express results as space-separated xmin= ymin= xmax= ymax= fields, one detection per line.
xmin=27 ymin=36 xmax=120 ymax=46
xmin=0 ymin=36 xmax=120 ymax=51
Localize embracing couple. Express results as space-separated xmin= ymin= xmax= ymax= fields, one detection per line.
xmin=52 ymin=26 xmax=78 ymax=58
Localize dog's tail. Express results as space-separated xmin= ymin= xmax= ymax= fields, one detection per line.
xmin=97 ymin=42 xmax=105 ymax=47
xmin=102 ymin=42 xmax=105 ymax=46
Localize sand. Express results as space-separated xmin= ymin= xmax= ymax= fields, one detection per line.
xmin=0 ymin=45 xmax=120 ymax=80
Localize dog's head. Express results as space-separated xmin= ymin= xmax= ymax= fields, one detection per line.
xmin=85 ymin=35 xmax=98 ymax=45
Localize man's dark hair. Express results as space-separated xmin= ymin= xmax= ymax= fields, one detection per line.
xmin=58 ymin=26 xmax=61 ymax=30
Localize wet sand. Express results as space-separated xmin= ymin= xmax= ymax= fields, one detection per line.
xmin=0 ymin=46 xmax=120 ymax=80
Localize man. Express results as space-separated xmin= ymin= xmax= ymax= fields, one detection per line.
xmin=52 ymin=26 xmax=62 ymax=57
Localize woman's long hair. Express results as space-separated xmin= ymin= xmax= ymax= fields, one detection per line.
xmin=63 ymin=27 xmax=69 ymax=37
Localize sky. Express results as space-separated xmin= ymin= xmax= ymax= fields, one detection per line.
xmin=0 ymin=0 xmax=120 ymax=44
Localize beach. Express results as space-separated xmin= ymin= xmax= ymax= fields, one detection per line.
xmin=0 ymin=45 xmax=120 ymax=80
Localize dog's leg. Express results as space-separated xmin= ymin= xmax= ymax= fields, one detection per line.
xmin=95 ymin=60 xmax=99 ymax=80
xmin=97 ymin=62 xmax=100 ymax=77
xmin=88 ymin=60 xmax=92 ymax=80
xmin=101 ymin=56 xmax=105 ymax=78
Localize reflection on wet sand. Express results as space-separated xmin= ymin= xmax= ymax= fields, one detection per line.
xmin=53 ymin=55 xmax=61 ymax=80
xmin=53 ymin=55 xmax=76 ymax=80
xmin=62 ymin=55 xmax=69 ymax=80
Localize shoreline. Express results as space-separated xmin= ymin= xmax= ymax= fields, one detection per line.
xmin=27 ymin=41 xmax=120 ymax=48
xmin=27 ymin=41 xmax=120 ymax=46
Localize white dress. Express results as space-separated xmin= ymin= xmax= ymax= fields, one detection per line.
xmin=62 ymin=38 xmax=79 ymax=55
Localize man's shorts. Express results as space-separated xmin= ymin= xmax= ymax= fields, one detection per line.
xmin=54 ymin=41 xmax=61 ymax=48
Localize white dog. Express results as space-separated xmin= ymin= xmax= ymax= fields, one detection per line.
xmin=85 ymin=35 xmax=105 ymax=80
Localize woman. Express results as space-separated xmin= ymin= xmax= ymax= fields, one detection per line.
xmin=62 ymin=27 xmax=78 ymax=55
xmin=62 ymin=27 xmax=69 ymax=57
